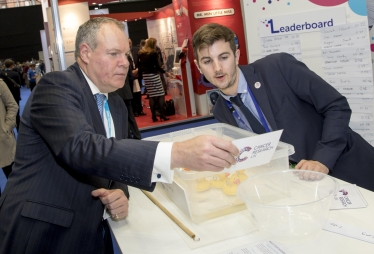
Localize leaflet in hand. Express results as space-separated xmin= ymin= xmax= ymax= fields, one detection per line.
xmin=225 ymin=130 xmax=283 ymax=173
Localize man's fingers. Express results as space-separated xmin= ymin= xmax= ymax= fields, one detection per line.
xmin=294 ymin=160 xmax=329 ymax=180
xmin=171 ymin=135 xmax=239 ymax=171
xmin=211 ymin=137 xmax=240 ymax=157
xmin=91 ymin=188 xmax=108 ymax=198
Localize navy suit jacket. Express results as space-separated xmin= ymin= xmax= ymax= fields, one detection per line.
xmin=213 ymin=53 xmax=374 ymax=191
xmin=0 ymin=63 xmax=159 ymax=253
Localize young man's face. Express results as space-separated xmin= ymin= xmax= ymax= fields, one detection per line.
xmin=194 ymin=39 xmax=240 ymax=96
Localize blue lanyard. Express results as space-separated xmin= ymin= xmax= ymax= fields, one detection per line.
xmin=103 ymin=100 xmax=112 ymax=138
xmin=225 ymin=86 xmax=270 ymax=132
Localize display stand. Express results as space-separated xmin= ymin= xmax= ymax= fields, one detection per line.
xmin=169 ymin=47 xmax=197 ymax=117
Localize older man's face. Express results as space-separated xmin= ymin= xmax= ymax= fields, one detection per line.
xmin=85 ymin=23 xmax=130 ymax=93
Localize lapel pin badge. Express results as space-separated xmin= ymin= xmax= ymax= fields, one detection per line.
xmin=254 ymin=82 xmax=261 ymax=89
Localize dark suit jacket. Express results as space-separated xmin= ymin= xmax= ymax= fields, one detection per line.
xmin=115 ymin=63 xmax=141 ymax=140
xmin=213 ymin=53 xmax=374 ymax=191
xmin=115 ymin=61 xmax=134 ymax=101
xmin=130 ymin=46 xmax=139 ymax=69
xmin=3 ymin=69 xmax=21 ymax=102
xmin=0 ymin=63 xmax=159 ymax=253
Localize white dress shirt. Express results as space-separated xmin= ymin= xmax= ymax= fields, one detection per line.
xmin=81 ymin=69 xmax=174 ymax=184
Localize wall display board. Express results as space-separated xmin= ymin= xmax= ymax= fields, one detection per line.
xmin=241 ymin=0 xmax=374 ymax=145
xmin=47 ymin=2 xmax=90 ymax=71
xmin=146 ymin=17 xmax=178 ymax=72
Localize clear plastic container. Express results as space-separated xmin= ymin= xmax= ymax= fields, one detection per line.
xmin=237 ymin=169 xmax=339 ymax=242
xmin=144 ymin=123 xmax=295 ymax=223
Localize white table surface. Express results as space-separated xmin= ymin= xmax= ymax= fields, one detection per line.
xmin=109 ymin=179 xmax=374 ymax=254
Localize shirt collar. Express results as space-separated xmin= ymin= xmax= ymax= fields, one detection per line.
xmin=79 ymin=67 xmax=108 ymax=99
xmin=220 ymin=68 xmax=247 ymax=101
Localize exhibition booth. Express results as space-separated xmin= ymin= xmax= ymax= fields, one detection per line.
xmin=44 ymin=0 xmax=248 ymax=129
xmin=42 ymin=1 xmax=374 ymax=252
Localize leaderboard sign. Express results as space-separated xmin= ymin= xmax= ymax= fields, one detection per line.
xmin=259 ymin=7 xmax=347 ymax=37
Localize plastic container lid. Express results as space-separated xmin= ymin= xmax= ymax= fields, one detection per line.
xmin=144 ymin=123 xmax=295 ymax=180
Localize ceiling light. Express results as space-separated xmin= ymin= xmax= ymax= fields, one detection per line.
xmin=92 ymin=2 xmax=96 ymax=4
xmin=98 ymin=3 xmax=102 ymax=6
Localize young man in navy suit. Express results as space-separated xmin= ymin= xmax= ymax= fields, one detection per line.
xmin=0 ymin=18 xmax=239 ymax=254
xmin=192 ymin=23 xmax=374 ymax=192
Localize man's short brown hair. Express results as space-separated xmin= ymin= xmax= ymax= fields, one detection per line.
xmin=75 ymin=17 xmax=125 ymax=59
xmin=4 ymin=59 xmax=14 ymax=68
xmin=192 ymin=23 xmax=236 ymax=62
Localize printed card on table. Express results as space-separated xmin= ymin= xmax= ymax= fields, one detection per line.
xmin=219 ymin=240 xmax=293 ymax=254
xmin=324 ymin=220 xmax=374 ymax=244
xmin=330 ymin=184 xmax=368 ymax=210
xmin=224 ymin=130 xmax=283 ymax=173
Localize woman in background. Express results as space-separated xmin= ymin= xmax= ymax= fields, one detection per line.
xmin=0 ymin=79 xmax=18 ymax=180
xmin=137 ymin=38 xmax=171 ymax=122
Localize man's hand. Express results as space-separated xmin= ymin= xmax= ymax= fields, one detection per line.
xmin=91 ymin=188 xmax=129 ymax=220
xmin=295 ymin=159 xmax=329 ymax=180
xmin=171 ymin=135 xmax=239 ymax=172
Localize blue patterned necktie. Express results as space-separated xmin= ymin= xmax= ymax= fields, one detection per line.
xmin=94 ymin=93 xmax=106 ymax=122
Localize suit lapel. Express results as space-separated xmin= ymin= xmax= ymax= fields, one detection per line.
xmin=239 ymin=65 xmax=278 ymax=131
xmin=70 ymin=63 xmax=107 ymax=136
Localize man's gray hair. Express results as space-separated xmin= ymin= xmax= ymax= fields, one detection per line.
xmin=75 ymin=17 xmax=125 ymax=59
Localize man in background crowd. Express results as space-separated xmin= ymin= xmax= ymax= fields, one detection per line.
xmin=2 ymin=59 xmax=21 ymax=131
xmin=27 ymin=63 xmax=38 ymax=91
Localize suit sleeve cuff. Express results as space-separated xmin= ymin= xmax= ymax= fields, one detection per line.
xmin=151 ymin=142 xmax=174 ymax=183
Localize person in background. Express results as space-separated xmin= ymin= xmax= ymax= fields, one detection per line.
xmin=192 ymin=23 xmax=374 ymax=192
xmin=23 ymin=61 xmax=29 ymax=87
xmin=39 ymin=60 xmax=46 ymax=75
xmin=27 ymin=63 xmax=38 ymax=91
xmin=14 ymin=62 xmax=24 ymax=86
xmin=0 ymin=18 xmax=239 ymax=253
xmin=155 ymin=45 xmax=168 ymax=94
xmin=138 ymin=39 xmax=148 ymax=98
xmin=115 ymin=55 xmax=141 ymax=139
xmin=2 ymin=59 xmax=21 ymax=131
xmin=128 ymin=38 xmax=145 ymax=117
xmin=138 ymin=38 xmax=172 ymax=122
xmin=139 ymin=39 xmax=146 ymax=50
xmin=0 ymin=79 xmax=18 ymax=179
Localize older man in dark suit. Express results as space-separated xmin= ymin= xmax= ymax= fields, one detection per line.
xmin=0 ymin=18 xmax=239 ymax=253
xmin=192 ymin=23 xmax=374 ymax=192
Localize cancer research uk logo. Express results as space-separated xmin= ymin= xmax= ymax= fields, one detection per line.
xmin=261 ymin=18 xmax=334 ymax=34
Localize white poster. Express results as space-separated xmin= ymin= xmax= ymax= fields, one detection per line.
xmin=259 ymin=7 xmax=346 ymax=38
xmin=146 ymin=17 xmax=178 ymax=72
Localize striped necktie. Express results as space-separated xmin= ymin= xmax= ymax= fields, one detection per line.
xmin=94 ymin=93 xmax=106 ymax=123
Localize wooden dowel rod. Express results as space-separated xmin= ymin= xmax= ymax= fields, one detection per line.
xmin=141 ymin=190 xmax=199 ymax=241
